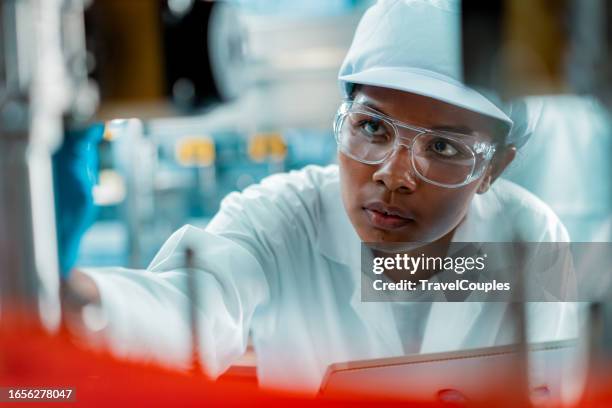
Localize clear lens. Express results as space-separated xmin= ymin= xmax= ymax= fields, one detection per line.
xmin=338 ymin=111 xmax=395 ymax=163
xmin=412 ymin=133 xmax=476 ymax=186
xmin=336 ymin=107 xmax=480 ymax=187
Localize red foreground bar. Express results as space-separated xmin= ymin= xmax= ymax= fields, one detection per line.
xmin=1 ymin=314 xmax=612 ymax=407
xmin=0 ymin=322 xmax=438 ymax=407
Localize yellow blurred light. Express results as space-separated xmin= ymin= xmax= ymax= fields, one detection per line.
xmin=176 ymin=137 xmax=216 ymax=167
xmin=268 ymin=134 xmax=287 ymax=161
xmin=248 ymin=133 xmax=287 ymax=162
xmin=248 ymin=134 xmax=269 ymax=163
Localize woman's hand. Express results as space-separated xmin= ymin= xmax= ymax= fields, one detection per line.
xmin=61 ymin=270 xmax=103 ymax=337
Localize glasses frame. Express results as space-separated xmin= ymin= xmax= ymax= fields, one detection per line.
xmin=333 ymin=100 xmax=498 ymax=188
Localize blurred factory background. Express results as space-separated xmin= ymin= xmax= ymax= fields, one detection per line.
xmin=78 ymin=0 xmax=375 ymax=268
xmin=76 ymin=0 xmax=612 ymax=271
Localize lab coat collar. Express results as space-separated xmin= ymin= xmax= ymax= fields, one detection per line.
xmin=314 ymin=168 xmax=360 ymax=267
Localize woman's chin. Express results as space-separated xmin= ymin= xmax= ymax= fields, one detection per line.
xmin=362 ymin=226 xmax=422 ymax=244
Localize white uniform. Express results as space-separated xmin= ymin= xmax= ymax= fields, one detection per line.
xmin=83 ymin=165 xmax=577 ymax=393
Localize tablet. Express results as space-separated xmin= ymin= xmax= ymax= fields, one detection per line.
xmin=319 ymin=340 xmax=581 ymax=404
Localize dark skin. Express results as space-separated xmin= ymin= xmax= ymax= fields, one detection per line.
xmin=339 ymin=85 xmax=516 ymax=280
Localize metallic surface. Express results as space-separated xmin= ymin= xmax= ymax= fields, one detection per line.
xmin=0 ymin=0 xmax=93 ymax=330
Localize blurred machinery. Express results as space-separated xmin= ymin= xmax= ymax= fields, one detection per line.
xmin=83 ymin=119 xmax=338 ymax=268
xmin=86 ymin=0 xmax=248 ymax=118
xmin=462 ymin=0 xmax=612 ymax=106
xmin=0 ymin=0 xmax=250 ymax=327
xmin=0 ymin=0 xmax=80 ymax=331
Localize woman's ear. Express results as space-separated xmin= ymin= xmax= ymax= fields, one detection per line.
xmin=477 ymin=145 xmax=517 ymax=194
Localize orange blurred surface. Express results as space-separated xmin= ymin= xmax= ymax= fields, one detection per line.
xmin=0 ymin=314 xmax=437 ymax=407
xmin=2 ymin=311 xmax=612 ymax=407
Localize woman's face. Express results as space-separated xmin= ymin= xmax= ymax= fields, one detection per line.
xmin=339 ymin=85 xmax=511 ymax=243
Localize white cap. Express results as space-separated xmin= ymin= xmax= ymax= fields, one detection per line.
xmin=339 ymin=0 xmax=514 ymax=131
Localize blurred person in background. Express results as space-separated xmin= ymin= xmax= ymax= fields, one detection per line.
xmin=61 ymin=0 xmax=576 ymax=393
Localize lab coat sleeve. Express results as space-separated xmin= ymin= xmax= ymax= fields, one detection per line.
xmin=83 ymin=224 xmax=271 ymax=377
xmin=82 ymin=166 xmax=328 ymax=377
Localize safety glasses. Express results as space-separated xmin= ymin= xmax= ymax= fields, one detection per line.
xmin=333 ymin=101 xmax=497 ymax=188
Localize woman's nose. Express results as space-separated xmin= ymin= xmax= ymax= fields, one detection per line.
xmin=372 ymin=145 xmax=418 ymax=193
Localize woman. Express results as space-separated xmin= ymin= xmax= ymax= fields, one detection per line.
xmin=67 ymin=0 xmax=575 ymax=393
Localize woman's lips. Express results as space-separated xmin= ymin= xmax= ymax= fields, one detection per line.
xmin=363 ymin=202 xmax=415 ymax=230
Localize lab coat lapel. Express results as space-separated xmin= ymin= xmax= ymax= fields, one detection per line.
xmin=315 ymin=171 xmax=404 ymax=357
xmin=348 ymin=271 xmax=404 ymax=356
xmin=419 ymin=194 xmax=489 ymax=354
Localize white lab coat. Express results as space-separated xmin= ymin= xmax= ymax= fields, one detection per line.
xmin=84 ymin=164 xmax=577 ymax=393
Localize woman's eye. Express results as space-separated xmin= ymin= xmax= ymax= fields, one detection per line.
xmin=359 ymin=120 xmax=388 ymax=141
xmin=430 ymin=139 xmax=459 ymax=157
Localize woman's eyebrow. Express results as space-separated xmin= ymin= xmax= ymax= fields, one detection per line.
xmin=357 ymin=100 xmax=392 ymax=117
xmin=430 ymin=125 xmax=477 ymax=135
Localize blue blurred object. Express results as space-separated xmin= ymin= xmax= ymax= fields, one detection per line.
xmin=53 ymin=123 xmax=104 ymax=278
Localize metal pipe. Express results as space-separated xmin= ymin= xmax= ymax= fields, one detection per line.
xmin=0 ymin=0 xmax=91 ymax=331
xmin=185 ymin=246 xmax=202 ymax=375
